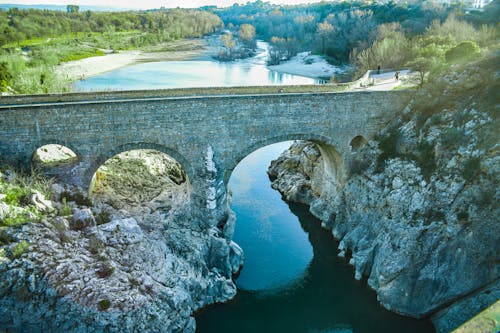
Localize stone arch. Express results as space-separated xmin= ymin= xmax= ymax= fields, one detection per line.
xmin=85 ymin=142 xmax=194 ymax=189
xmin=31 ymin=143 xmax=80 ymax=171
xmin=31 ymin=141 xmax=81 ymax=163
xmin=225 ymin=133 xmax=346 ymax=187
xmin=349 ymin=135 xmax=368 ymax=152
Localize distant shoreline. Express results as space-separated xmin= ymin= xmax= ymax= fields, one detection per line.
xmin=56 ymin=39 xmax=212 ymax=83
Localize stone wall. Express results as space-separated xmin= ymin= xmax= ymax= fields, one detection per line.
xmin=0 ymin=90 xmax=412 ymax=227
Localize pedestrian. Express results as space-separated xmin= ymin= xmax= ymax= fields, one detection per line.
xmin=395 ymin=71 xmax=399 ymax=81
xmin=377 ymin=65 xmax=380 ymax=74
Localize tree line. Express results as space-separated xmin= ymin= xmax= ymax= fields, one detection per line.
xmin=0 ymin=8 xmax=222 ymax=47
xmin=213 ymin=0 xmax=498 ymax=67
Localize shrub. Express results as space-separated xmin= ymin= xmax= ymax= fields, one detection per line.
xmin=0 ymin=61 xmax=12 ymax=92
xmin=88 ymin=235 xmax=103 ymax=255
xmin=4 ymin=186 xmax=31 ymax=207
xmin=59 ymin=198 xmax=72 ymax=217
xmin=61 ymin=191 xmax=92 ymax=207
xmin=375 ymin=128 xmax=400 ymax=172
xmin=1 ymin=213 xmax=31 ymax=227
xmin=98 ymin=299 xmax=111 ymax=311
xmin=445 ymin=41 xmax=480 ymax=64
xmin=441 ymin=128 xmax=466 ymax=148
xmin=11 ymin=240 xmax=29 ymax=259
xmin=95 ymin=211 xmax=111 ymax=225
xmin=415 ymin=142 xmax=436 ymax=180
xmin=461 ymin=157 xmax=481 ymax=181
xmin=349 ymin=156 xmax=371 ymax=175
xmin=97 ymin=262 xmax=115 ymax=278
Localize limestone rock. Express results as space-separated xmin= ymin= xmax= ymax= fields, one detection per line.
xmin=268 ymin=61 xmax=500 ymax=319
xmin=30 ymin=191 xmax=55 ymax=214
xmin=70 ymin=208 xmax=95 ymax=230
xmin=97 ymin=218 xmax=144 ymax=245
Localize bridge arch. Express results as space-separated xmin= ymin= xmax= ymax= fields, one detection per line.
xmin=224 ymin=133 xmax=347 ymax=187
xmin=31 ymin=143 xmax=80 ymax=167
xmin=85 ymin=142 xmax=194 ymax=190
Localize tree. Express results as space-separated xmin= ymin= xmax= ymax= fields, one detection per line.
xmin=238 ymin=23 xmax=256 ymax=48
xmin=67 ymin=5 xmax=79 ymax=13
xmin=0 ymin=62 xmax=12 ymax=92
xmin=220 ymin=32 xmax=236 ymax=56
xmin=317 ymin=21 xmax=333 ymax=54
xmin=354 ymin=23 xmax=410 ymax=75
xmin=407 ymin=57 xmax=440 ymax=86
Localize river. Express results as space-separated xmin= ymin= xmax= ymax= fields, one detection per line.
xmin=74 ymin=48 xmax=434 ymax=332
xmin=195 ymin=142 xmax=434 ymax=333
xmin=74 ymin=41 xmax=319 ymax=91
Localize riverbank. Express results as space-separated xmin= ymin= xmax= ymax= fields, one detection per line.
xmin=56 ymin=39 xmax=209 ymax=82
xmin=268 ymin=52 xmax=352 ymax=80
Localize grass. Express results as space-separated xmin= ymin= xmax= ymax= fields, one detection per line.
xmin=98 ymin=299 xmax=111 ymax=311
xmin=59 ymin=198 xmax=72 ymax=217
xmin=59 ymin=49 xmax=106 ymax=63
xmin=4 ymin=186 xmax=31 ymax=206
xmin=1 ymin=212 xmax=32 ymax=227
xmin=0 ymin=169 xmax=50 ymax=228
xmin=11 ymin=240 xmax=29 ymax=259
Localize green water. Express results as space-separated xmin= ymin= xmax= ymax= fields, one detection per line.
xmin=195 ymin=142 xmax=435 ymax=333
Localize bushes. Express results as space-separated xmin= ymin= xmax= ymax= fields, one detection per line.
xmin=1 ymin=213 xmax=33 ymax=227
xmin=440 ymin=128 xmax=466 ymax=148
xmin=445 ymin=41 xmax=480 ymax=64
xmin=414 ymin=142 xmax=436 ymax=181
xmin=375 ymin=128 xmax=400 ymax=171
xmin=4 ymin=186 xmax=31 ymax=207
xmin=461 ymin=157 xmax=481 ymax=181
xmin=98 ymin=299 xmax=111 ymax=311
xmin=11 ymin=240 xmax=29 ymax=259
xmin=0 ymin=62 xmax=12 ymax=92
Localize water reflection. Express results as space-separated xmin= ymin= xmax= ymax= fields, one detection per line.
xmin=228 ymin=142 xmax=313 ymax=291
xmin=195 ymin=141 xmax=435 ymax=333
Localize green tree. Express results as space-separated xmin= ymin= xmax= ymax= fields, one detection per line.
xmin=66 ymin=5 xmax=80 ymax=13
xmin=0 ymin=62 xmax=12 ymax=92
xmin=407 ymin=57 xmax=440 ymax=86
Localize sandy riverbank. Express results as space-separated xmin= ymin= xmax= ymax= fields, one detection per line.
xmin=268 ymin=52 xmax=352 ymax=79
xmin=56 ymin=39 xmax=211 ymax=82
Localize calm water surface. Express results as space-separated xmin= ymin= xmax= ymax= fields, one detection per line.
xmin=74 ymin=42 xmax=318 ymax=91
xmin=195 ymin=142 xmax=435 ymax=333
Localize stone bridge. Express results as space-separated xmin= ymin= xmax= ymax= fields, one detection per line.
xmin=0 ymin=89 xmax=412 ymax=226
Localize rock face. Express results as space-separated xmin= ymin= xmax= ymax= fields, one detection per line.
xmin=268 ymin=59 xmax=500 ymax=322
xmin=0 ymin=151 xmax=242 ymax=332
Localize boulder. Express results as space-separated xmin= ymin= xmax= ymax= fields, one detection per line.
xmin=70 ymin=208 xmax=95 ymax=230
xmin=97 ymin=218 xmax=143 ymax=245
xmin=30 ymin=191 xmax=55 ymax=214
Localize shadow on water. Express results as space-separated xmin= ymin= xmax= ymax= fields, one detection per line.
xmin=196 ymin=201 xmax=435 ymax=333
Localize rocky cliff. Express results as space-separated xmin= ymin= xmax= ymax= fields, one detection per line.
xmin=268 ymin=58 xmax=499 ymax=328
xmin=0 ymin=150 xmax=243 ymax=332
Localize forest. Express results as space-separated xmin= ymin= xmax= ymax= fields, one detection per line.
xmin=0 ymin=0 xmax=498 ymax=94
